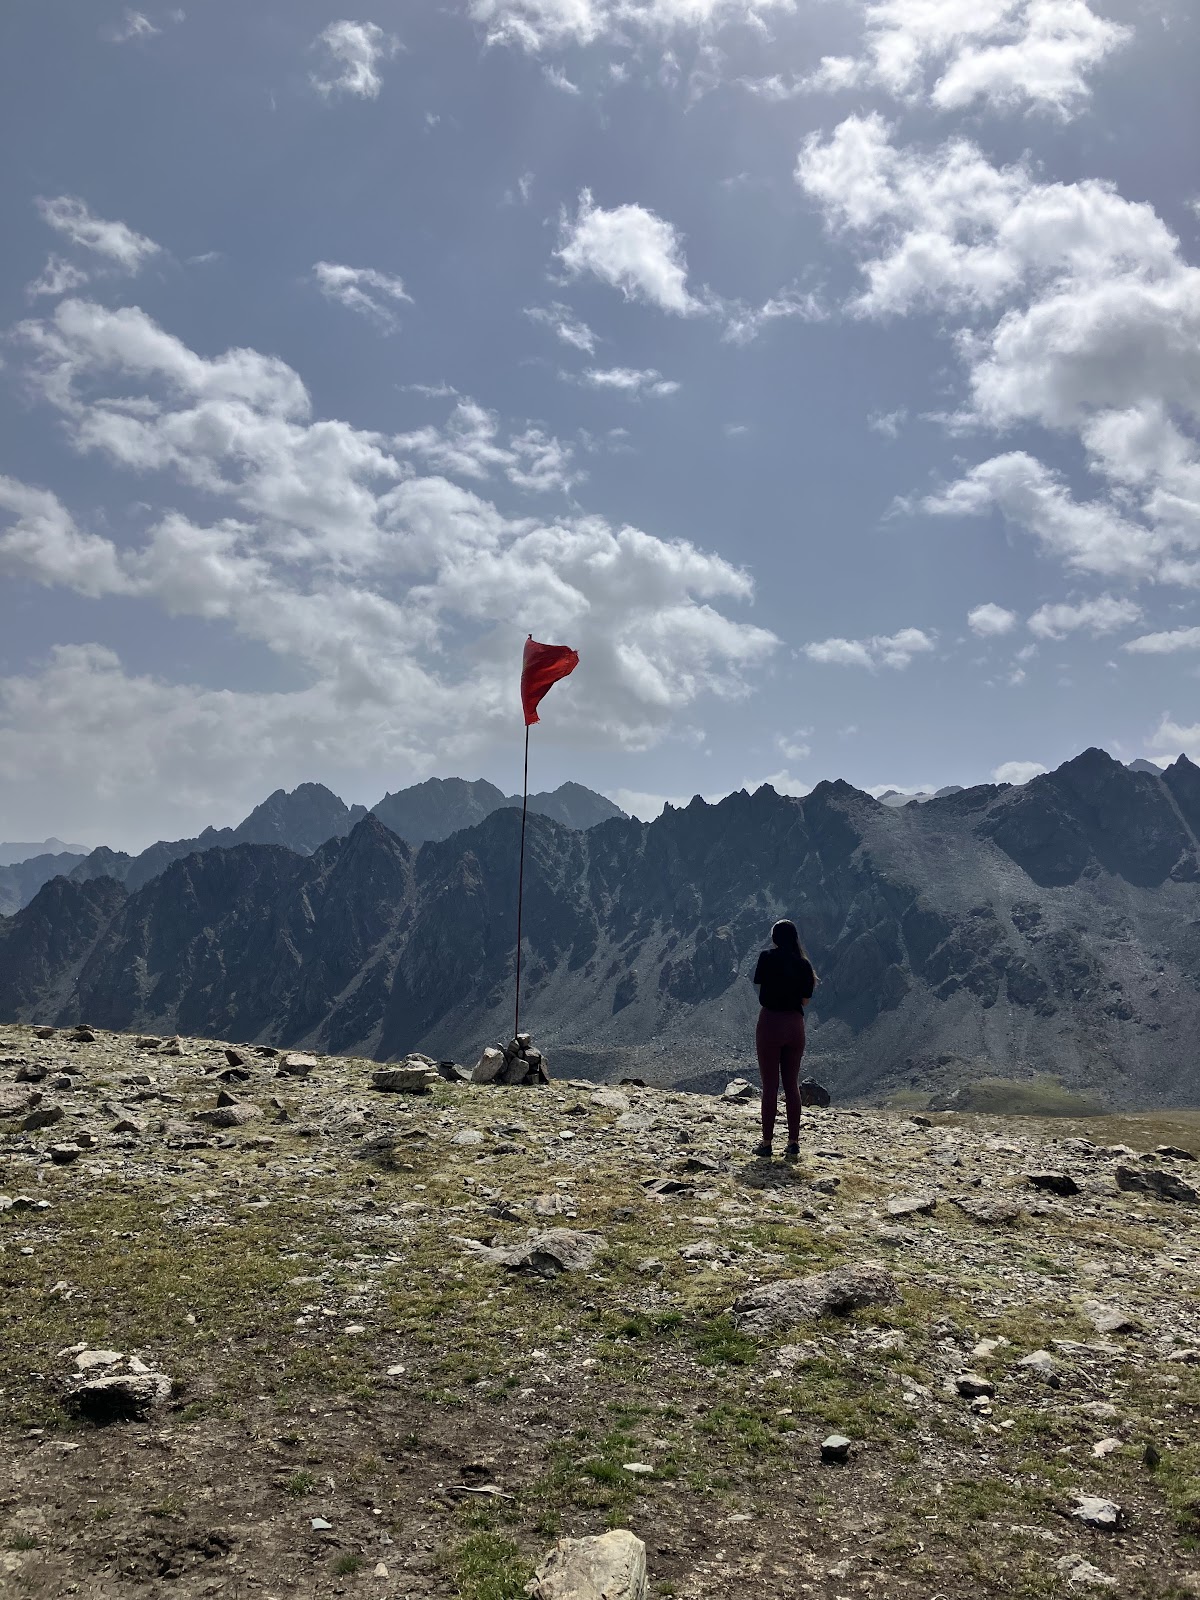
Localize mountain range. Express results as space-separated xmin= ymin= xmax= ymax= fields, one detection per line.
xmin=3 ymin=747 xmax=1199 ymax=1107
xmin=0 ymin=777 xmax=625 ymax=914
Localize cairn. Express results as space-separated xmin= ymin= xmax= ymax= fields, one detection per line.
xmin=472 ymin=1032 xmax=550 ymax=1086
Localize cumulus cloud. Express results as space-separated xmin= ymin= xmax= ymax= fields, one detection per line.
xmin=557 ymin=190 xmax=704 ymax=316
xmin=1123 ymin=626 xmax=1200 ymax=655
xmin=394 ymin=398 xmax=581 ymax=493
xmin=799 ymin=117 xmax=1200 ymax=593
xmin=800 ymin=0 xmax=1129 ymax=119
xmin=1149 ymin=717 xmax=1200 ymax=764
xmin=1026 ymin=594 xmax=1143 ymax=639
xmin=467 ymin=0 xmax=792 ymax=52
xmin=525 ymin=303 xmax=596 ymax=354
xmin=923 ymin=454 xmax=1172 ymax=582
xmin=803 ymin=627 xmax=935 ymax=670
xmin=1 ymin=299 xmax=778 ymax=836
xmin=35 ymin=196 xmax=160 ymax=272
xmin=993 ymin=759 xmax=1047 ymax=784
xmin=0 ymin=477 xmax=132 ymax=598
xmin=579 ymin=367 xmax=679 ymax=397
xmin=968 ymin=602 xmax=1017 ymax=636
xmin=310 ymin=20 xmax=398 ymax=99
xmin=314 ymin=262 xmax=411 ymax=330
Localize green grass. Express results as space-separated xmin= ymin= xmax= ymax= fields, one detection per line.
xmin=447 ymin=1531 xmax=534 ymax=1600
xmin=936 ymin=1075 xmax=1105 ymax=1117
xmin=333 ymin=1553 xmax=363 ymax=1575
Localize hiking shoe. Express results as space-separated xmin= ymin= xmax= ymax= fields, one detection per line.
xmin=753 ymin=1141 xmax=772 ymax=1158
xmin=784 ymin=1141 xmax=800 ymax=1160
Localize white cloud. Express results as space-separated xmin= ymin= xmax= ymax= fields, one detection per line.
xmin=796 ymin=115 xmax=1178 ymax=320
xmin=923 ymin=454 xmax=1170 ymax=582
xmin=314 ymin=262 xmax=412 ymax=330
xmin=1123 ymin=626 xmax=1200 ymax=655
xmin=803 ymin=626 xmax=935 ymax=670
xmin=544 ymin=64 xmax=580 ymax=93
xmin=1026 ymin=594 xmax=1143 ymax=639
xmin=579 ymin=367 xmax=680 ymax=398
xmin=1149 ymin=716 xmax=1200 ymax=764
xmin=993 ymin=759 xmax=1047 ymax=784
xmin=466 ymin=0 xmax=793 ymax=52
xmin=556 ymin=190 xmax=703 ymax=316
xmin=720 ymin=288 xmax=824 ymax=345
xmin=0 ymin=477 xmax=132 ymax=598
xmin=800 ymin=0 xmax=1129 ymax=119
xmin=2 ymin=300 xmax=780 ymax=840
xmin=310 ymin=20 xmax=398 ymax=99
xmin=394 ymin=398 xmax=581 ymax=493
xmin=967 ymin=602 xmax=1017 ymax=636
xmin=26 ymin=255 xmax=90 ymax=300
xmin=775 ymin=729 xmax=812 ymax=761
xmin=102 ymin=9 xmax=160 ymax=43
xmin=35 ymin=196 xmax=160 ymax=272
xmin=868 ymin=407 xmax=906 ymax=438
xmin=800 ymin=119 xmax=1200 ymax=594
xmin=525 ymin=303 xmax=596 ymax=354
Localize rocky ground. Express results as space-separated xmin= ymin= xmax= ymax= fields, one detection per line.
xmin=1 ymin=1023 xmax=1199 ymax=1600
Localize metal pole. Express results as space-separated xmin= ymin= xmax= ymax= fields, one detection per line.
xmin=514 ymin=721 xmax=530 ymax=1041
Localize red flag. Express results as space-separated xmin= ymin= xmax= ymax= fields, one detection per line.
xmin=521 ymin=635 xmax=579 ymax=726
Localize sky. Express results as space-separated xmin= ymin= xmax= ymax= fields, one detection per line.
xmin=2 ymin=0 xmax=1199 ymax=852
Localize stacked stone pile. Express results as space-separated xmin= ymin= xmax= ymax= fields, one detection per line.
xmin=471 ymin=1032 xmax=550 ymax=1086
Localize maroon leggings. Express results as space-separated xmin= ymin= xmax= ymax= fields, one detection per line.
xmin=755 ymin=1007 xmax=806 ymax=1143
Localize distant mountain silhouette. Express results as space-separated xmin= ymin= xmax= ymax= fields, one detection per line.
xmin=371 ymin=777 xmax=625 ymax=842
xmin=4 ymin=748 xmax=1199 ymax=1108
xmin=0 ymin=838 xmax=89 ymax=868
xmin=0 ymin=778 xmax=627 ymax=913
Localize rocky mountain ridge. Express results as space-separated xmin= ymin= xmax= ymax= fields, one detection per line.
xmin=3 ymin=748 xmax=1200 ymax=1107
xmin=0 ymin=777 xmax=625 ymax=914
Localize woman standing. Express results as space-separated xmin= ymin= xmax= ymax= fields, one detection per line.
xmin=751 ymin=919 xmax=816 ymax=1158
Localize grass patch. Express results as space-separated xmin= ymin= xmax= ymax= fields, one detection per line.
xmin=447 ymin=1531 xmax=533 ymax=1600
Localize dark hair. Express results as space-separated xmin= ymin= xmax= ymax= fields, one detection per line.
xmin=771 ymin=919 xmax=805 ymax=957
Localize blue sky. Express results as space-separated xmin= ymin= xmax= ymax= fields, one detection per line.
xmin=2 ymin=0 xmax=1199 ymax=850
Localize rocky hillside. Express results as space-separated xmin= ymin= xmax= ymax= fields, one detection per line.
xmin=3 ymin=748 xmax=1200 ymax=1108
xmin=0 ymin=1021 xmax=1197 ymax=1599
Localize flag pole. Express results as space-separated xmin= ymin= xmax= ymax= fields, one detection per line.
xmin=514 ymin=719 xmax=530 ymax=1042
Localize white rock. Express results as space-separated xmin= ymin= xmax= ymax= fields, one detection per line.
xmin=472 ymin=1047 xmax=506 ymax=1084
xmin=528 ymin=1529 xmax=648 ymax=1600
xmin=1056 ymin=1554 xmax=1117 ymax=1587
xmin=1071 ymin=1495 xmax=1121 ymax=1530
xmin=74 ymin=1349 xmax=123 ymax=1371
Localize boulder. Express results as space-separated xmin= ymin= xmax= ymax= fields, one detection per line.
xmin=955 ymin=1373 xmax=995 ymax=1398
xmin=820 ymin=1434 xmax=852 ymax=1464
xmin=1025 ymin=1171 xmax=1081 ymax=1197
xmin=528 ymin=1529 xmax=648 ymax=1600
xmin=1115 ymin=1164 xmax=1197 ymax=1204
xmin=951 ymin=1195 xmax=1024 ymax=1225
xmin=886 ymin=1194 xmax=936 ymax=1217
xmin=193 ymin=1102 xmax=262 ymax=1128
xmin=461 ymin=1228 xmax=605 ymax=1276
xmin=23 ymin=1103 xmax=65 ymax=1132
xmin=722 ymin=1077 xmax=756 ymax=1102
xmin=733 ymin=1262 xmax=899 ymax=1334
xmin=1070 ymin=1495 xmax=1122 ymax=1530
xmin=65 ymin=1372 xmax=172 ymax=1424
xmin=370 ymin=1064 xmax=438 ymax=1094
xmin=279 ymin=1052 xmax=320 ymax=1076
xmin=472 ymin=1047 xmax=506 ymax=1084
